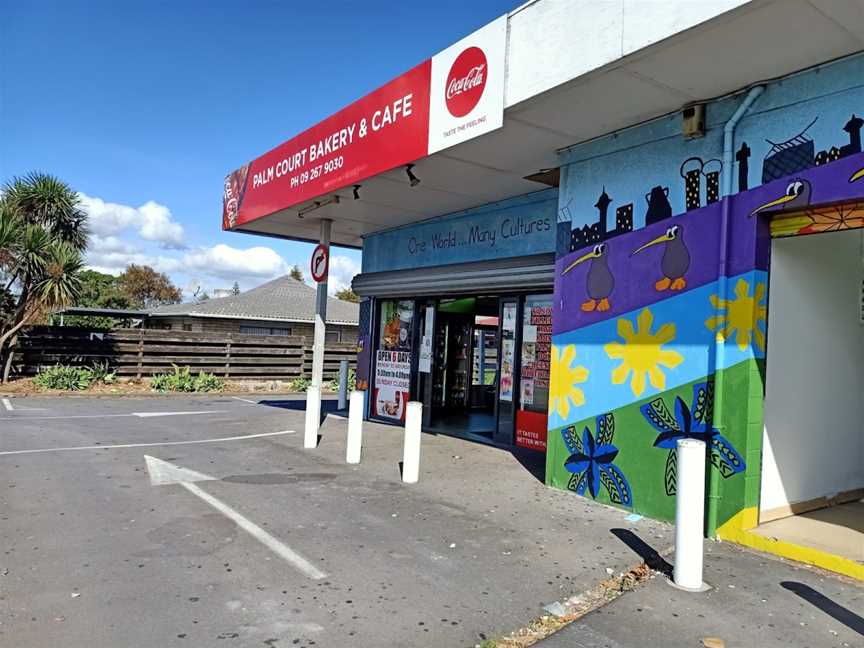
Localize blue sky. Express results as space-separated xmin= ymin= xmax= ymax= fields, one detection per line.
xmin=1 ymin=0 xmax=517 ymax=297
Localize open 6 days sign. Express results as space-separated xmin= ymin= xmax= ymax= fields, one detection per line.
xmin=222 ymin=16 xmax=506 ymax=231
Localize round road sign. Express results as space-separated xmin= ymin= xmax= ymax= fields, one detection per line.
xmin=310 ymin=244 xmax=329 ymax=283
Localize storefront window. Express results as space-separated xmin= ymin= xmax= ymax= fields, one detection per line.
xmin=372 ymin=300 xmax=414 ymax=421
xmin=516 ymin=294 xmax=553 ymax=450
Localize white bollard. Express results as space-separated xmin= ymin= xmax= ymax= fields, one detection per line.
xmin=337 ymin=360 xmax=349 ymax=410
xmin=401 ymin=401 xmax=423 ymax=484
xmin=304 ymin=384 xmax=321 ymax=449
xmin=672 ymin=438 xmax=708 ymax=591
xmin=346 ymin=390 xmax=364 ymax=464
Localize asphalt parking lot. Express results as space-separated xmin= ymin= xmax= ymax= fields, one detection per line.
xmin=1 ymin=395 xmax=861 ymax=648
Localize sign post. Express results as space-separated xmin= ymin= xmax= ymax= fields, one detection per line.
xmin=304 ymin=219 xmax=331 ymax=448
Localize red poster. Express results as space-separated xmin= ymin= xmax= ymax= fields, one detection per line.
xmin=515 ymin=409 xmax=548 ymax=451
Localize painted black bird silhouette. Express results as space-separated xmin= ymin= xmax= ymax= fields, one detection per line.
xmin=631 ymin=224 xmax=690 ymax=292
xmin=750 ymin=178 xmax=812 ymax=217
xmin=561 ymin=243 xmax=614 ymax=312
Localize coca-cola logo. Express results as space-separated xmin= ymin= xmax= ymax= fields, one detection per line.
xmin=445 ymin=46 xmax=487 ymax=118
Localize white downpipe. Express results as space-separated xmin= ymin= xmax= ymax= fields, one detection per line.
xmin=346 ymin=390 xmax=364 ymax=464
xmin=304 ymin=384 xmax=321 ymax=449
xmin=673 ymin=438 xmax=708 ymax=591
xmin=402 ymin=401 xmax=423 ymax=484
xmin=337 ymin=359 xmax=349 ymax=410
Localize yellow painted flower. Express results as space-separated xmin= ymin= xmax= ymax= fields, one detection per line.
xmin=706 ymin=278 xmax=767 ymax=352
xmin=549 ymin=344 xmax=589 ymax=420
xmin=604 ymin=308 xmax=684 ymax=397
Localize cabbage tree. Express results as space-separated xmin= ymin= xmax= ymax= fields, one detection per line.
xmin=0 ymin=173 xmax=87 ymax=381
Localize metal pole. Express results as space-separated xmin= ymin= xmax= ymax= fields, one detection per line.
xmin=346 ymin=390 xmax=363 ymax=464
xmin=305 ymin=218 xmax=331 ymax=448
xmin=402 ymin=401 xmax=423 ymax=483
xmin=672 ymin=438 xmax=709 ymax=591
xmin=337 ymin=359 xmax=349 ymax=410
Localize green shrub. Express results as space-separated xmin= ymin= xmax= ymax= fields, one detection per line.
xmin=34 ymin=365 xmax=94 ymax=390
xmin=289 ymin=375 xmax=311 ymax=392
xmin=90 ymin=360 xmax=117 ymax=384
xmin=327 ymin=368 xmax=356 ymax=392
xmin=33 ymin=362 xmax=117 ymax=390
xmin=150 ymin=365 xmax=224 ymax=393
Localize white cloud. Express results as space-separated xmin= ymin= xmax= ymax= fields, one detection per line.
xmin=78 ymin=193 xmax=186 ymax=249
xmin=89 ymin=234 xmax=138 ymax=255
xmin=182 ymin=244 xmax=290 ymax=280
xmin=78 ymin=192 xmax=362 ymax=299
xmin=327 ymin=255 xmax=360 ymax=295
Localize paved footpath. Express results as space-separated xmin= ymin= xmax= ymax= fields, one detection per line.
xmin=538 ymin=531 xmax=863 ymax=648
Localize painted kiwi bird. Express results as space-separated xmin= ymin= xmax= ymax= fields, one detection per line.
xmin=631 ymin=224 xmax=690 ymax=292
xmin=561 ymin=243 xmax=614 ymax=312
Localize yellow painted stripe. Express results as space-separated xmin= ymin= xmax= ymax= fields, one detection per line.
xmin=717 ymin=508 xmax=864 ymax=581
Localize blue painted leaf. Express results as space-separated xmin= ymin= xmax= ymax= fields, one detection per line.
xmin=601 ymin=464 xmax=633 ymax=507
xmin=640 ymin=398 xmax=679 ymax=436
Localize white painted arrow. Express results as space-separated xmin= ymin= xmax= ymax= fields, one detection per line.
xmin=144 ymin=455 xmax=326 ymax=580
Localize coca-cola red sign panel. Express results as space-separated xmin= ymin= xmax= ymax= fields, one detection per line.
xmin=223 ymin=15 xmax=506 ymax=230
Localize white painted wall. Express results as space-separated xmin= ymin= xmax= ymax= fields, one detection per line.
xmin=760 ymin=229 xmax=864 ymax=517
xmin=504 ymin=0 xmax=749 ymax=108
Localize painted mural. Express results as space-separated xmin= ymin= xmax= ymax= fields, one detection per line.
xmin=547 ymin=53 xmax=864 ymax=532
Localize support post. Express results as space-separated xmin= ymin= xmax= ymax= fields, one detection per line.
xmin=672 ymin=438 xmax=709 ymax=591
xmin=402 ymin=401 xmax=422 ymax=484
xmin=306 ymin=218 xmax=331 ymax=444
xmin=304 ymin=384 xmax=321 ymax=449
xmin=346 ymin=390 xmax=363 ymax=464
xmin=337 ymin=359 xmax=349 ymax=410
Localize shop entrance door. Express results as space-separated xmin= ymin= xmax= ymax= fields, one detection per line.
xmin=424 ymin=296 xmax=500 ymax=440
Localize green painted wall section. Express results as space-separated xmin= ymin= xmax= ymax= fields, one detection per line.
xmin=545 ymin=358 xmax=763 ymax=529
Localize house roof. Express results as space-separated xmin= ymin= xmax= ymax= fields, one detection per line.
xmin=149 ymin=275 xmax=359 ymax=326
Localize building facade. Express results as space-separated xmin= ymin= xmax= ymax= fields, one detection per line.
xmin=223 ymin=2 xmax=864 ymax=578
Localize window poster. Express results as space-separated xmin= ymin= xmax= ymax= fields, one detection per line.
xmin=499 ymin=302 xmax=517 ymax=402
xmin=373 ymin=300 xmax=414 ymax=421
xmin=519 ymin=296 xmax=552 ymax=413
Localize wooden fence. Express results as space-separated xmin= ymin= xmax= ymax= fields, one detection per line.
xmin=10 ymin=327 xmax=356 ymax=381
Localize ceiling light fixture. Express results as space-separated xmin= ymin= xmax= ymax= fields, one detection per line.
xmin=405 ymin=164 xmax=420 ymax=187
xmin=298 ymin=195 xmax=340 ymax=218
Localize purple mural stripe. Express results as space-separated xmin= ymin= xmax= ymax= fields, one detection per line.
xmin=556 ymin=201 xmax=730 ymax=334
xmin=553 ymin=152 xmax=864 ymax=335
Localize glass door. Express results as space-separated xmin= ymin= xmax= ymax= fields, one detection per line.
xmin=495 ymin=297 xmax=519 ymax=445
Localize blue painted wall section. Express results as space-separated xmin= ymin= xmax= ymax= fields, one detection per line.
xmin=362 ymin=188 xmax=558 ymax=273
xmin=557 ymin=53 xmax=864 ymax=255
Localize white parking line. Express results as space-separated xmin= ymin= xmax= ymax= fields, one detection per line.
xmin=133 ymin=410 xmax=224 ymax=418
xmin=0 ymin=430 xmax=295 ymax=456
xmin=0 ymin=410 xmax=226 ymax=421
xmin=231 ymin=396 xmax=258 ymax=404
xmin=145 ymin=455 xmax=326 ymax=580
xmin=2 ymin=398 xmax=12 ymax=411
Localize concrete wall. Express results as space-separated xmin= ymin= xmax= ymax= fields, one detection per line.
xmin=361 ymin=189 xmax=557 ymax=273
xmin=760 ymin=229 xmax=864 ymax=516
xmin=504 ymin=0 xmax=748 ymax=108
